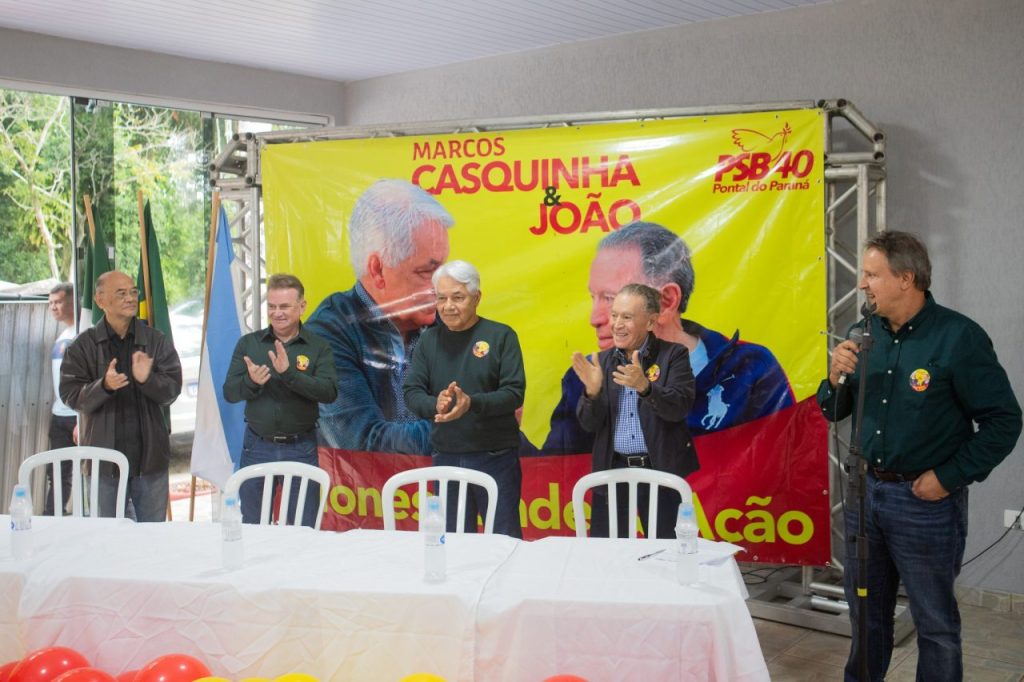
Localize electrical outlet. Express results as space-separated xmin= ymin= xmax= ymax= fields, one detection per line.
xmin=1004 ymin=509 xmax=1023 ymax=530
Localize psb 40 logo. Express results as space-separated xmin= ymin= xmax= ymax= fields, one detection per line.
xmin=713 ymin=122 xmax=815 ymax=186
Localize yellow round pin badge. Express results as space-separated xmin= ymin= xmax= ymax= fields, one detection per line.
xmin=296 ymin=354 xmax=310 ymax=371
xmin=909 ymin=368 xmax=930 ymax=392
xmin=646 ymin=363 xmax=661 ymax=382
xmin=473 ymin=341 xmax=490 ymax=358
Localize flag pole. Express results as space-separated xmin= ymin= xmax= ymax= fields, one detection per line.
xmin=189 ymin=192 xmax=223 ymax=522
xmin=83 ymin=194 xmax=97 ymax=246
xmin=137 ymin=191 xmax=169 ymax=519
xmin=137 ymin=191 xmax=153 ymax=324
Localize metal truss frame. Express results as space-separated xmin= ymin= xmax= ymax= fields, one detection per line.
xmin=743 ymin=100 xmax=911 ymax=641
xmin=208 ymin=132 xmax=263 ymax=332
xmin=208 ymin=99 xmax=905 ymax=636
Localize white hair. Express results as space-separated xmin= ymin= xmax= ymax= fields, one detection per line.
xmin=432 ymin=259 xmax=480 ymax=294
xmin=348 ymin=179 xmax=454 ymax=277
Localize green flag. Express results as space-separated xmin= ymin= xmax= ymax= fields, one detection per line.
xmin=137 ymin=200 xmax=174 ymax=432
xmin=137 ymin=201 xmax=174 ymax=346
xmin=81 ymin=217 xmax=111 ymax=325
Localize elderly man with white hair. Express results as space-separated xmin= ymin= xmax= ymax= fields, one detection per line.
xmin=306 ymin=179 xmax=453 ymax=455
xmin=403 ymin=260 xmax=526 ymax=538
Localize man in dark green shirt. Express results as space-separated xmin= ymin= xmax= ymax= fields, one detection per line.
xmin=404 ymin=260 xmax=526 ymax=537
xmin=816 ymin=231 xmax=1021 ymax=682
xmin=224 ymin=273 xmax=337 ymax=527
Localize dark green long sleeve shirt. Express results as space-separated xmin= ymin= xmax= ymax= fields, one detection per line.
xmin=817 ymin=293 xmax=1021 ymax=492
xmin=223 ymin=325 xmax=338 ymax=437
xmin=404 ymin=317 xmax=525 ymax=453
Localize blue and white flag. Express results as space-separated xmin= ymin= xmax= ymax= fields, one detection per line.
xmin=191 ymin=207 xmax=246 ymax=489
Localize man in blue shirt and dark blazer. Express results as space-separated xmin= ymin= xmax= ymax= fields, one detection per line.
xmin=574 ymin=283 xmax=697 ymax=538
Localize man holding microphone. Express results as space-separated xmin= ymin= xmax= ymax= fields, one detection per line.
xmin=817 ymin=231 xmax=1021 ymax=682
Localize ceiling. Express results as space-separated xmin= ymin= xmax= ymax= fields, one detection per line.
xmin=0 ymin=0 xmax=835 ymax=82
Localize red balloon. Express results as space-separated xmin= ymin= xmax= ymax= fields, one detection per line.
xmin=134 ymin=656 xmax=209 ymax=682
xmin=0 ymin=661 xmax=20 ymax=682
xmin=51 ymin=670 xmax=115 ymax=682
xmin=114 ymin=672 xmax=138 ymax=682
xmin=543 ymin=677 xmax=589 ymax=682
xmin=9 ymin=648 xmax=90 ymax=682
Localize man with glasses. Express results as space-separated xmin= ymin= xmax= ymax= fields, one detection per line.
xmin=60 ymin=271 xmax=182 ymax=521
xmin=403 ymin=260 xmax=526 ymax=537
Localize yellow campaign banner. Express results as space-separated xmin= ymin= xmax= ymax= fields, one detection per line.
xmin=262 ymin=108 xmax=831 ymax=564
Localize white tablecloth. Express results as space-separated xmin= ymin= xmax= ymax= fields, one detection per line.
xmin=2 ymin=518 xmax=767 ymax=681
xmin=475 ymin=537 xmax=768 ymax=682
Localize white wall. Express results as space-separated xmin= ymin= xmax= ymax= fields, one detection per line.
xmin=344 ymin=0 xmax=1024 ymax=594
xmin=0 ymin=27 xmax=345 ymax=122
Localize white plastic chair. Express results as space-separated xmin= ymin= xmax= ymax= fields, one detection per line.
xmin=18 ymin=446 xmax=130 ymax=519
xmin=572 ymin=468 xmax=693 ymax=539
xmin=223 ymin=462 xmax=331 ymax=530
xmin=381 ymin=465 xmax=498 ymax=533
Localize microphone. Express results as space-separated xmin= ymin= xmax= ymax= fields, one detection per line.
xmin=837 ymin=327 xmax=864 ymax=386
xmin=837 ymin=303 xmax=876 ymax=386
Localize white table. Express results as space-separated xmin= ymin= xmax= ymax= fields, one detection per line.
xmin=2 ymin=518 xmax=518 ymax=680
xmin=475 ymin=536 xmax=768 ymax=682
xmin=2 ymin=518 xmax=767 ymax=681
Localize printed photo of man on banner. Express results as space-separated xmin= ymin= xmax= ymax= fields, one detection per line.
xmin=260 ymin=108 xmax=831 ymax=564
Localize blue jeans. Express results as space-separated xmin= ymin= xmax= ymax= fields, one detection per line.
xmin=98 ymin=469 xmax=169 ymax=522
xmin=432 ymin=448 xmax=522 ymax=538
xmin=239 ymin=428 xmax=320 ymax=528
xmin=843 ymin=472 xmax=968 ymax=682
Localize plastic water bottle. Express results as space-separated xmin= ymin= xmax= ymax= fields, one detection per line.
xmin=675 ymin=500 xmax=699 ymax=585
xmin=422 ymin=496 xmax=446 ymax=583
xmin=221 ymin=495 xmax=244 ymax=571
xmin=9 ymin=484 xmax=33 ymax=561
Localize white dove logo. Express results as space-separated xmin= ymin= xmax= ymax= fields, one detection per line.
xmin=730 ymin=123 xmax=792 ymax=164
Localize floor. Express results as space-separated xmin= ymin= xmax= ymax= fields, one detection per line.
xmin=167 ymin=471 xmax=1024 ymax=681
xmin=754 ymin=602 xmax=1024 ymax=681
xmin=168 ymin=470 xmax=216 ymax=522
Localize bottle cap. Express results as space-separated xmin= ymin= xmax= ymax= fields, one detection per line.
xmin=14 ymin=484 xmax=27 ymax=498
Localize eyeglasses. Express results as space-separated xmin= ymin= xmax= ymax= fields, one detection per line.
xmin=111 ymin=288 xmax=140 ymax=301
xmin=436 ymin=294 xmax=470 ymax=305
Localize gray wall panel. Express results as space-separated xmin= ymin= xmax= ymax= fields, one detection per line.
xmin=0 ymin=303 xmax=59 ymax=509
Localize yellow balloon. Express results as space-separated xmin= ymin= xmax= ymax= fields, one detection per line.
xmin=399 ymin=674 xmax=447 ymax=682
xmin=274 ymin=675 xmax=320 ymax=682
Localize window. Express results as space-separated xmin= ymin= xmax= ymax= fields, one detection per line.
xmin=2 ymin=84 xmax=318 ymax=437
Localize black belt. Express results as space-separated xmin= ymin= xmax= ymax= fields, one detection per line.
xmin=614 ymin=452 xmax=650 ymax=468
xmin=255 ymin=430 xmax=312 ymax=444
xmin=871 ymin=467 xmax=923 ymax=483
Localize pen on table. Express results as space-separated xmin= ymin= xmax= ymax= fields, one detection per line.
xmin=637 ymin=548 xmax=666 ymax=561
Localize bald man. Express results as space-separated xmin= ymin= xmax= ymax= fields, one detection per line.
xmin=60 ymin=270 xmax=182 ymax=521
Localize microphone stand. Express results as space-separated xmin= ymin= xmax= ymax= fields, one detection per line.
xmin=846 ymin=308 xmax=874 ymax=682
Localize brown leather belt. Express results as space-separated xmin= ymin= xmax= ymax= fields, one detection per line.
xmin=871 ymin=467 xmax=923 ymax=483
